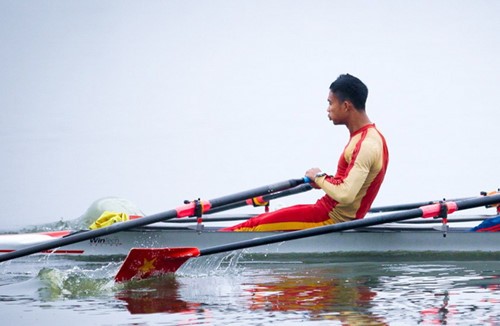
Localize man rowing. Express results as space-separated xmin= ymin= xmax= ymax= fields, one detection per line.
xmin=222 ymin=74 xmax=389 ymax=231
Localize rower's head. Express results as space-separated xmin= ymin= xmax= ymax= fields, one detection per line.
xmin=329 ymin=74 xmax=368 ymax=111
xmin=327 ymin=74 xmax=370 ymax=127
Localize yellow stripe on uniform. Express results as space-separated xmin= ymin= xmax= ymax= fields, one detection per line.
xmin=234 ymin=219 xmax=334 ymax=232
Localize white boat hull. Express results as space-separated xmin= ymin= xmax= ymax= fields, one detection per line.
xmin=1 ymin=221 xmax=499 ymax=257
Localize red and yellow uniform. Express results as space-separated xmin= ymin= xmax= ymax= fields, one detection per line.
xmin=222 ymin=124 xmax=388 ymax=232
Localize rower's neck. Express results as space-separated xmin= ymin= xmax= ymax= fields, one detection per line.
xmin=347 ymin=111 xmax=372 ymax=135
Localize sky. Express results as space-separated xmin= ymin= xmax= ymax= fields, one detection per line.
xmin=1 ymin=1 xmax=499 ymax=229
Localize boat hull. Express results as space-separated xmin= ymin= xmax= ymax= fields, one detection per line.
xmin=1 ymin=225 xmax=499 ymax=257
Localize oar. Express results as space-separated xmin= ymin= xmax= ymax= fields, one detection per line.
xmin=369 ymin=197 xmax=473 ymax=213
xmin=395 ymin=215 xmax=493 ymax=224
xmin=0 ymin=177 xmax=309 ymax=263
xmin=115 ymin=193 xmax=500 ymax=282
xmin=162 ymin=214 xmax=495 ymax=225
xmin=205 ymin=183 xmax=313 ymax=214
xmin=138 ymin=193 xmax=476 ymax=226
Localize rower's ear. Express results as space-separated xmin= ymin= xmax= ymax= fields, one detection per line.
xmin=342 ymin=100 xmax=355 ymax=112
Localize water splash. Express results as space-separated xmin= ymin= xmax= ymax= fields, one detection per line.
xmin=36 ymin=262 xmax=120 ymax=300
xmin=176 ymin=250 xmax=245 ymax=277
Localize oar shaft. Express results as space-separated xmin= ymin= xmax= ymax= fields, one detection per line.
xmin=397 ymin=215 xmax=492 ymax=224
xmin=456 ymin=195 xmax=499 ymax=210
xmin=207 ymin=178 xmax=308 ymax=208
xmin=369 ymin=197 xmax=472 ymax=213
xmin=200 ymin=194 xmax=500 ymax=256
xmin=0 ymin=177 xmax=309 ymax=263
xmin=206 ymin=184 xmax=313 ymax=214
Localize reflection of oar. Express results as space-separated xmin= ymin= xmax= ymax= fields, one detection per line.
xmin=0 ymin=177 xmax=309 ymax=263
xmin=115 ymin=193 xmax=500 ymax=282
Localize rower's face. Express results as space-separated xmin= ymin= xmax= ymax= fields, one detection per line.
xmin=327 ymin=91 xmax=347 ymax=125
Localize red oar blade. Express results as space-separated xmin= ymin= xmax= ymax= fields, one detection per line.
xmin=115 ymin=247 xmax=201 ymax=282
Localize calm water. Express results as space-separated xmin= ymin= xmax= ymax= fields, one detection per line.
xmin=1 ymin=251 xmax=499 ymax=325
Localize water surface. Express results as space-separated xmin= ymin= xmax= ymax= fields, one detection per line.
xmin=1 ymin=252 xmax=499 ymax=325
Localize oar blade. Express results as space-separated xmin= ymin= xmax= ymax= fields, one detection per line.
xmin=115 ymin=247 xmax=200 ymax=282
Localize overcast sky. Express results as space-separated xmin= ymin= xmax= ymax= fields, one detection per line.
xmin=1 ymin=1 xmax=499 ymax=229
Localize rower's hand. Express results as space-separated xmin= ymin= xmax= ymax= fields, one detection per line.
xmin=305 ymin=168 xmax=322 ymax=189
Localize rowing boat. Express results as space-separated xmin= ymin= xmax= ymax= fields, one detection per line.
xmin=1 ymin=212 xmax=499 ymax=257
xmin=1 ymin=179 xmax=499 ymax=284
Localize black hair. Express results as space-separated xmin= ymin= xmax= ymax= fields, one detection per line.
xmin=329 ymin=74 xmax=368 ymax=110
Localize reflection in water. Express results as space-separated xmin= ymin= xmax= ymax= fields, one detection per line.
xmin=111 ymin=257 xmax=500 ymax=325
xmin=419 ymin=290 xmax=451 ymax=325
xmin=245 ymin=274 xmax=376 ymax=311
xmin=242 ymin=268 xmax=387 ymax=325
xmin=373 ymin=262 xmax=500 ymax=325
xmin=116 ymin=275 xmax=199 ymax=314
xmin=115 ymin=258 xmax=388 ymax=325
xmin=4 ymin=254 xmax=499 ymax=324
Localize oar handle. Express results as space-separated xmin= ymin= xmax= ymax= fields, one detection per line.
xmin=207 ymin=177 xmax=310 ymax=209
xmin=206 ymin=183 xmax=313 ymax=214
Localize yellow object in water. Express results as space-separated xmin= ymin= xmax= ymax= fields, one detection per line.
xmin=89 ymin=211 xmax=130 ymax=230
